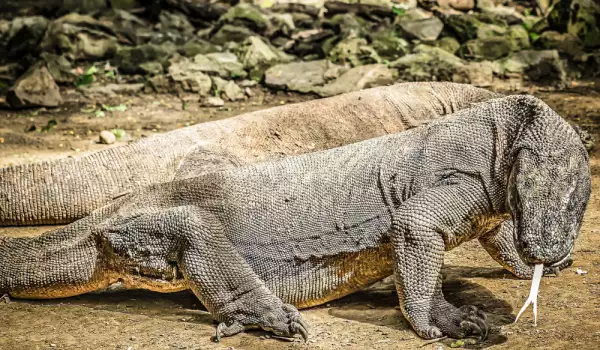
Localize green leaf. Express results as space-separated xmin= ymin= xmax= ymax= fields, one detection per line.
xmin=111 ymin=128 xmax=126 ymax=140
xmin=529 ymin=32 xmax=540 ymax=41
xmin=41 ymin=119 xmax=57 ymax=132
xmin=80 ymin=107 xmax=96 ymax=113
xmin=392 ymin=6 xmax=406 ymax=16
xmin=95 ymin=110 xmax=106 ymax=118
xmin=105 ymin=69 xmax=117 ymax=79
xmin=102 ymin=104 xmax=128 ymax=112
xmin=75 ymin=74 xmax=94 ymax=87
xmin=450 ymin=339 xmax=465 ymax=348
xmin=85 ymin=66 xmax=98 ymax=75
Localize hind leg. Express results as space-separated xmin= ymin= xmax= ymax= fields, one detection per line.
xmin=174 ymin=207 xmax=308 ymax=341
xmin=96 ymin=205 xmax=309 ymax=341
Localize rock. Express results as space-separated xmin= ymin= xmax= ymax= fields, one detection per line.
xmin=289 ymin=29 xmax=336 ymax=58
xmin=110 ymin=0 xmax=139 ymax=10
xmin=147 ymin=75 xmax=170 ymax=93
xmin=189 ymin=52 xmax=247 ymax=79
xmin=437 ymin=0 xmax=474 ymax=11
xmin=316 ymin=64 xmax=394 ymax=97
xmin=7 ymin=62 xmax=62 ymax=109
xmin=5 ymin=16 xmax=48 ymax=59
xmin=459 ymin=36 xmax=512 ymax=60
xmin=506 ymin=25 xmax=530 ymax=51
xmin=443 ymin=14 xmax=482 ymax=42
xmin=495 ymin=50 xmax=566 ymax=85
xmin=369 ymin=30 xmax=410 ymax=59
xmin=210 ymin=25 xmax=257 ymax=45
xmin=139 ymin=61 xmax=164 ymax=75
xmin=329 ymin=37 xmax=381 ymax=67
xmin=430 ymin=36 xmax=460 ymax=54
xmin=265 ymin=60 xmax=341 ymax=92
xmin=267 ymin=13 xmax=295 ymax=37
xmin=0 ymin=63 xmax=22 ymax=94
xmin=98 ymin=9 xmax=152 ymax=45
xmin=453 ymin=61 xmax=494 ymax=86
xmin=168 ymin=58 xmax=213 ymax=95
xmin=537 ymin=31 xmax=584 ymax=57
xmin=159 ymin=11 xmax=195 ymax=36
xmin=40 ymin=13 xmax=118 ymax=61
xmin=81 ymin=83 xmax=144 ymax=98
xmin=218 ymin=3 xmax=271 ymax=33
xmin=323 ymin=13 xmax=371 ymax=38
xmin=201 ymin=96 xmax=225 ymax=107
xmin=40 ymin=53 xmax=75 ymax=84
xmin=391 ymin=44 xmax=465 ymax=81
xmin=112 ymin=42 xmax=177 ymax=74
xmin=325 ymin=0 xmax=400 ymax=18
xmin=476 ymin=23 xmax=507 ymax=39
xmin=181 ymin=39 xmax=220 ymax=57
xmin=99 ymin=130 xmax=116 ymax=145
xmin=238 ymin=36 xmax=294 ymax=81
xmin=396 ymin=13 xmax=444 ymax=41
xmin=269 ymin=3 xmax=321 ymax=17
xmin=548 ymin=0 xmax=600 ymax=49
xmin=212 ymin=77 xmax=245 ymax=101
xmin=479 ymin=5 xmax=525 ymax=25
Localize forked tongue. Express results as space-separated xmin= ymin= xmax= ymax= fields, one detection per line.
xmin=514 ymin=263 xmax=544 ymax=326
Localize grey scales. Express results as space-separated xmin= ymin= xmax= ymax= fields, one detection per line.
xmin=0 ymin=94 xmax=590 ymax=342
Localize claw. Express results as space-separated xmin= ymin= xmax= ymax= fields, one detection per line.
xmin=296 ymin=322 xmax=309 ymax=343
xmin=460 ymin=320 xmax=482 ymax=338
xmin=0 ymin=294 xmax=9 ymax=304
xmin=468 ymin=315 xmax=489 ymax=340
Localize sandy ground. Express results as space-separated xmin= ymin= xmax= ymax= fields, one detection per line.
xmin=1 ymin=83 xmax=599 ymax=350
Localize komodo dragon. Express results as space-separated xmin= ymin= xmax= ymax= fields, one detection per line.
xmin=0 ymin=82 xmax=501 ymax=226
xmin=0 ymin=95 xmax=590 ymax=341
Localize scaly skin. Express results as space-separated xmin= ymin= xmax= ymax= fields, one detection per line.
xmin=0 ymin=95 xmax=590 ymax=342
xmin=0 ymin=82 xmax=500 ymax=226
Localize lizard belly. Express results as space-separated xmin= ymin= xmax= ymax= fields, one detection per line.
xmin=263 ymin=243 xmax=394 ymax=309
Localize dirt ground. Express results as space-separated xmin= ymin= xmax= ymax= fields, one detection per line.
xmin=1 ymin=83 xmax=600 ymax=350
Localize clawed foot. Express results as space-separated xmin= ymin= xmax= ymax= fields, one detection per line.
xmin=0 ymin=294 xmax=9 ymax=303
xmin=419 ymin=304 xmax=489 ymax=342
xmin=214 ymin=303 xmax=308 ymax=342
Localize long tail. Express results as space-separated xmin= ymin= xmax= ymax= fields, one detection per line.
xmin=0 ymin=82 xmax=501 ymax=226
xmin=0 ymin=206 xmax=119 ymax=299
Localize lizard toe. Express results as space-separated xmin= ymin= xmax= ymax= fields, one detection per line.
xmin=0 ymin=294 xmax=9 ymax=304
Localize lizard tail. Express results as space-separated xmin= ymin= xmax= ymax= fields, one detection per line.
xmin=0 ymin=218 xmax=114 ymax=299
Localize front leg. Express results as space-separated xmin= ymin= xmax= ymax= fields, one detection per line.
xmin=391 ymin=182 xmax=490 ymax=340
xmin=479 ymin=221 xmax=572 ymax=279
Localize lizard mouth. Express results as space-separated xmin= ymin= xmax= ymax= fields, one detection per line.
xmin=549 ymin=248 xmax=573 ymax=268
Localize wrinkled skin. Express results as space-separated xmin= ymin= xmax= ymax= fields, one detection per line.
xmin=0 ymin=96 xmax=590 ymax=342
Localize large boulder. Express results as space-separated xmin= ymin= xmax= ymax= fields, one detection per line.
xmin=168 ymin=57 xmax=213 ymax=95
xmin=97 ymin=10 xmax=153 ymax=45
xmin=495 ymin=49 xmax=566 ymax=85
xmin=443 ymin=14 xmax=483 ymax=42
xmin=238 ymin=36 xmax=294 ymax=80
xmin=218 ymin=3 xmax=271 ymax=34
xmin=192 ymin=52 xmax=248 ymax=79
xmin=324 ymin=0 xmax=400 ymax=18
xmin=369 ymin=30 xmax=410 ymax=59
xmin=264 ymin=60 xmax=344 ymax=92
xmin=4 ymin=16 xmax=48 ymax=60
xmin=40 ymin=13 xmax=118 ymax=60
xmin=316 ymin=64 xmax=395 ymax=97
xmin=459 ymin=36 xmax=513 ymax=60
xmin=396 ymin=10 xmax=444 ymax=41
xmin=7 ymin=62 xmax=62 ymax=108
xmin=112 ymin=42 xmax=177 ymax=74
xmin=537 ymin=31 xmax=584 ymax=57
xmin=328 ymin=37 xmax=381 ymax=67
xmin=40 ymin=52 xmax=75 ymax=84
xmin=391 ymin=44 xmax=465 ymax=81
xmin=548 ymin=0 xmax=600 ymax=49
xmin=210 ymin=24 xmax=257 ymax=45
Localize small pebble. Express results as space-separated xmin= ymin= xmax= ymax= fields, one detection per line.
xmin=201 ymin=96 xmax=225 ymax=107
xmin=99 ymin=130 xmax=116 ymax=145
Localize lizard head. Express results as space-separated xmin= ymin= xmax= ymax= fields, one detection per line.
xmin=508 ymin=140 xmax=591 ymax=268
